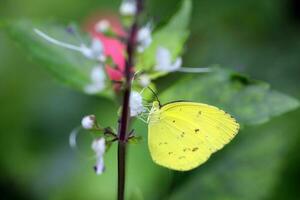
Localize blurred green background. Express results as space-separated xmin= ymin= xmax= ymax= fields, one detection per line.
xmin=1 ymin=0 xmax=300 ymax=199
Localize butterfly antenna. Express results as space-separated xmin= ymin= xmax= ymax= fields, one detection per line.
xmin=147 ymin=86 xmax=161 ymax=107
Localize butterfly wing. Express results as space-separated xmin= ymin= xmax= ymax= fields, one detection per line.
xmin=148 ymin=102 xmax=239 ymax=171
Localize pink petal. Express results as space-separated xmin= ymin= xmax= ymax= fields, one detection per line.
xmin=93 ymin=33 xmax=126 ymax=72
xmin=105 ymin=65 xmax=124 ymax=81
xmin=84 ymin=13 xmax=136 ymax=85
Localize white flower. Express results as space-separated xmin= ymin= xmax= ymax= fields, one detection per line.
xmin=120 ymin=0 xmax=136 ymax=16
xmin=92 ymin=138 xmax=106 ymax=155
xmin=154 ymin=46 xmax=182 ymax=72
xmin=81 ymin=115 xmax=96 ymax=129
xmin=95 ymin=20 xmax=110 ymax=33
xmin=94 ymin=157 xmax=105 ymax=175
xmin=84 ymin=66 xmax=106 ymax=94
xmin=91 ymin=138 xmax=106 ymax=175
xmin=137 ymin=24 xmax=152 ymax=52
xmin=90 ymin=66 xmax=106 ymax=83
xmin=138 ymin=74 xmax=151 ymax=87
xmin=34 ymin=29 xmax=105 ymax=61
xmin=153 ymin=46 xmax=212 ymax=73
xmin=84 ymin=84 xmax=105 ymax=94
xmin=130 ymin=91 xmax=145 ymax=117
xmin=81 ymin=39 xmax=105 ymax=60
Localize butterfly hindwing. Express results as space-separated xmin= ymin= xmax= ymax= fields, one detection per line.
xmin=148 ymin=116 xmax=212 ymax=171
xmin=148 ymin=102 xmax=239 ymax=171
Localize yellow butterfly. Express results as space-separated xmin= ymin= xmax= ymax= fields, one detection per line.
xmin=147 ymin=101 xmax=239 ymax=171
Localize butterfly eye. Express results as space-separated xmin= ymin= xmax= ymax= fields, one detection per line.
xmin=153 ymin=101 xmax=160 ymax=109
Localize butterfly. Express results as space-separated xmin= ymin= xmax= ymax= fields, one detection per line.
xmin=147 ymin=101 xmax=239 ymax=171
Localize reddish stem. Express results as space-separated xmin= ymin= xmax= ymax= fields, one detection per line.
xmin=117 ymin=1 xmax=143 ymax=200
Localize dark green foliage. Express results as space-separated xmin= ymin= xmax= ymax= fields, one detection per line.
xmin=160 ymin=68 xmax=299 ymax=125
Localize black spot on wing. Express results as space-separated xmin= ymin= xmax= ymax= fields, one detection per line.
xmin=183 ymin=147 xmax=191 ymax=152
xmin=197 ymin=111 xmax=202 ymax=118
xmin=181 ymin=132 xmax=185 ymax=137
xmin=158 ymin=142 xmax=168 ymax=146
xmin=192 ymin=147 xmax=199 ymax=152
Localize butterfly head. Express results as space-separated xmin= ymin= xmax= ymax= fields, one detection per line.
xmin=152 ymin=101 xmax=160 ymax=109
xmin=147 ymin=101 xmax=161 ymax=123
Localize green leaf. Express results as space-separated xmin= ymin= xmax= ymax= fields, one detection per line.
xmin=160 ymin=68 xmax=299 ymax=125
xmin=167 ymin=117 xmax=295 ymax=200
xmin=128 ymin=136 xmax=143 ymax=144
xmin=136 ymin=0 xmax=192 ymax=71
xmin=3 ymin=19 xmax=113 ymax=98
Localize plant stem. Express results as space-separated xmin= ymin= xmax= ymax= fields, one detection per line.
xmin=117 ymin=142 xmax=126 ymax=200
xmin=117 ymin=1 xmax=144 ymax=200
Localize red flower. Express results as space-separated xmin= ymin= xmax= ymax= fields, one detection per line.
xmin=85 ymin=14 xmax=127 ymax=82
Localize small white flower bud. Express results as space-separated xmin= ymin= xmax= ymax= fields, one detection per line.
xmin=92 ymin=137 xmax=106 ymax=155
xmin=95 ymin=20 xmax=110 ymax=33
xmin=120 ymin=0 xmax=137 ymax=16
xmin=84 ymin=66 xmax=106 ymax=94
xmin=130 ymin=91 xmax=145 ymax=117
xmin=138 ymin=74 xmax=151 ymax=87
xmin=91 ymin=39 xmax=104 ymax=59
xmin=80 ymin=45 xmax=94 ymax=59
xmin=81 ymin=115 xmax=96 ymax=129
xmin=81 ymin=39 xmax=104 ymax=60
xmin=90 ymin=66 xmax=106 ymax=83
xmin=155 ymin=46 xmax=182 ymax=72
xmin=137 ymin=24 xmax=152 ymax=52
xmin=84 ymin=84 xmax=105 ymax=94
xmin=91 ymin=138 xmax=106 ymax=175
xmin=94 ymin=157 xmax=105 ymax=175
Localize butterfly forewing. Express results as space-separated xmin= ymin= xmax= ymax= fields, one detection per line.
xmin=148 ymin=102 xmax=239 ymax=171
